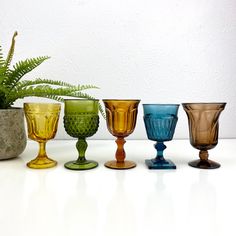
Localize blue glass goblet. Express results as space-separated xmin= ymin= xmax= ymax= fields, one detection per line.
xmin=143 ymin=104 xmax=179 ymax=169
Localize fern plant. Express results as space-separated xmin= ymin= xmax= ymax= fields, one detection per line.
xmin=0 ymin=32 xmax=105 ymax=117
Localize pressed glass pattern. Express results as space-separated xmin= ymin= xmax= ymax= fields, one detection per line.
xmin=24 ymin=103 xmax=61 ymax=169
xmin=63 ymin=99 xmax=99 ymax=170
xmin=103 ymin=99 xmax=140 ymax=169
xmin=143 ymin=104 xmax=179 ymax=169
xmin=182 ymin=103 xmax=226 ymax=169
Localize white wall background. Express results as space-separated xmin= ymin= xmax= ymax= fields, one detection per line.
xmin=1 ymin=0 xmax=236 ymax=139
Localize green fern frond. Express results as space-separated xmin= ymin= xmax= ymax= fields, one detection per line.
xmin=0 ymin=45 xmax=5 ymax=68
xmin=6 ymin=85 xmax=68 ymax=104
xmin=0 ymin=86 xmax=8 ymax=108
xmin=77 ymin=84 xmax=100 ymax=90
xmin=42 ymin=94 xmax=65 ymax=102
xmin=0 ymin=69 xmax=7 ymax=84
xmin=7 ymin=85 xmax=105 ymax=118
xmin=0 ymin=86 xmax=9 ymax=94
xmin=14 ymin=78 xmax=99 ymax=91
xmin=98 ymin=103 xmax=106 ymax=119
xmin=4 ymin=56 xmax=50 ymax=88
xmin=0 ymin=32 xmax=104 ymax=117
xmin=4 ymin=31 xmax=17 ymax=71
xmin=0 ymin=46 xmax=6 ymax=84
xmin=14 ymin=79 xmax=76 ymax=90
xmin=7 ymin=85 xmax=91 ymax=104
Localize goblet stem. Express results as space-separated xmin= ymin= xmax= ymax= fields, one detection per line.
xmin=38 ymin=141 xmax=47 ymax=158
xmin=27 ymin=141 xmax=57 ymax=169
xmin=145 ymin=141 xmax=176 ymax=169
xmin=64 ymin=137 xmax=98 ymax=170
xmin=154 ymin=142 xmax=166 ymax=162
xmin=76 ymin=138 xmax=88 ymax=163
xmin=104 ymin=137 xmax=136 ymax=169
xmin=115 ymin=137 xmax=126 ymax=163
xmin=199 ymin=150 xmax=209 ymax=161
xmin=188 ymin=150 xmax=220 ymax=169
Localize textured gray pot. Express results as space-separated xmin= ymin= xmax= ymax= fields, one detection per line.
xmin=0 ymin=108 xmax=27 ymax=159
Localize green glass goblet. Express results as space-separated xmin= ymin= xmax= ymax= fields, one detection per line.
xmin=63 ymin=99 xmax=99 ymax=170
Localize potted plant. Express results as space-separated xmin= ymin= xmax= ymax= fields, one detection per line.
xmin=0 ymin=31 xmax=103 ymax=159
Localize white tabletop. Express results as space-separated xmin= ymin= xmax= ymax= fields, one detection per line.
xmin=0 ymin=139 xmax=235 ymax=236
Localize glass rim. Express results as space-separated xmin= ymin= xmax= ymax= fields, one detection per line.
xmin=103 ymin=99 xmax=141 ymax=102
xmin=64 ymin=99 xmax=99 ymax=101
xmin=182 ymin=102 xmax=226 ymax=106
xmin=23 ymin=102 xmax=61 ymax=105
xmin=143 ymin=103 xmax=179 ymax=106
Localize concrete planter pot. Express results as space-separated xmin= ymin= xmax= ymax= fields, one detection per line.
xmin=0 ymin=108 xmax=27 ymax=159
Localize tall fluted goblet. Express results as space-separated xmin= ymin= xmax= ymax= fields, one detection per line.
xmin=63 ymin=99 xmax=99 ymax=170
xmin=24 ymin=103 xmax=61 ymax=169
xmin=182 ymin=103 xmax=226 ymax=169
xmin=143 ymin=104 xmax=179 ymax=169
xmin=103 ymin=99 xmax=140 ymax=169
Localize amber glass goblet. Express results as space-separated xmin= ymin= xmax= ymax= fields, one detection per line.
xmin=182 ymin=103 xmax=226 ymax=169
xmin=63 ymin=99 xmax=99 ymax=170
xmin=24 ymin=103 xmax=61 ymax=169
xmin=103 ymin=99 xmax=140 ymax=169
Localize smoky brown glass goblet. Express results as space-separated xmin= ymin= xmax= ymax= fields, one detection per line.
xmin=182 ymin=103 xmax=226 ymax=169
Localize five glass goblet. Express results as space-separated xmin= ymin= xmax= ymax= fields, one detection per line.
xmin=63 ymin=99 xmax=99 ymax=170
xmin=182 ymin=103 xmax=226 ymax=169
xmin=103 ymin=99 xmax=140 ymax=169
xmin=143 ymin=104 xmax=179 ymax=169
xmin=24 ymin=103 xmax=61 ymax=169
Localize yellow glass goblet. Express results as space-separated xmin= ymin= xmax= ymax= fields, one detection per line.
xmin=24 ymin=103 xmax=61 ymax=169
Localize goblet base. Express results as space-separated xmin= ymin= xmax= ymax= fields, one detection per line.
xmin=145 ymin=159 xmax=176 ymax=169
xmin=27 ymin=157 xmax=57 ymax=169
xmin=104 ymin=160 xmax=136 ymax=169
xmin=189 ymin=159 xmax=220 ymax=169
xmin=64 ymin=160 xmax=98 ymax=170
